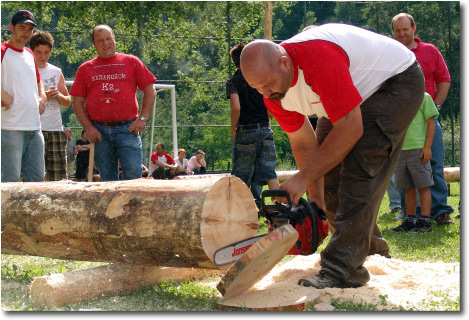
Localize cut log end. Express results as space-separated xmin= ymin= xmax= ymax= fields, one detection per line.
xmin=217 ymin=224 xmax=299 ymax=299
xmin=200 ymin=175 xmax=259 ymax=266
xmin=217 ymin=289 xmax=319 ymax=311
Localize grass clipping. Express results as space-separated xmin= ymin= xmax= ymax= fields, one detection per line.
xmin=217 ymin=253 xmax=460 ymax=311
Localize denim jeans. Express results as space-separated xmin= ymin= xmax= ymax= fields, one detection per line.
xmin=93 ymin=122 xmax=142 ymax=181
xmin=1 ymin=129 xmax=45 ymax=182
xmin=386 ymin=173 xmax=401 ymax=210
xmin=231 ymin=127 xmax=278 ymax=209
xmin=400 ymin=118 xmax=454 ymax=219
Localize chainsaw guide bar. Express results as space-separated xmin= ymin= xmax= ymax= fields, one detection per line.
xmin=213 ymin=234 xmax=265 ymax=266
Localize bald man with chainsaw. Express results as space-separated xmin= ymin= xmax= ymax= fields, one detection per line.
xmin=241 ymin=23 xmax=425 ymax=289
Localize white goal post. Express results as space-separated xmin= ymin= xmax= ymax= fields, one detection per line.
xmin=64 ymin=81 xmax=178 ymax=169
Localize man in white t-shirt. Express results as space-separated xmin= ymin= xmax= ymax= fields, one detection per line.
xmin=1 ymin=10 xmax=47 ymax=182
xmin=30 ymin=30 xmax=71 ymax=181
xmin=241 ymin=24 xmax=425 ymax=289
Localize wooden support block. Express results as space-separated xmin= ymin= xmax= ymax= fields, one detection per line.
xmin=30 ymin=263 xmax=220 ymax=309
xmin=217 ymin=224 xmax=298 ymax=299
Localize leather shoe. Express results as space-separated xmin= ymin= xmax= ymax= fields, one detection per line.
xmin=298 ymin=270 xmax=362 ymax=289
xmin=435 ymin=212 xmax=454 ymax=225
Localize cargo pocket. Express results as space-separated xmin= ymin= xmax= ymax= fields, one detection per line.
xmin=350 ymin=118 xmax=396 ymax=178
xmin=262 ymin=139 xmax=277 ymax=161
xmin=236 ymin=143 xmax=256 ymax=162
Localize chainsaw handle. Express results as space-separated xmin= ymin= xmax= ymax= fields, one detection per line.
xmin=261 ymin=189 xmax=292 ymax=207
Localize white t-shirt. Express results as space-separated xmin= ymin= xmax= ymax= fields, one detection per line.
xmin=1 ymin=42 xmax=41 ymax=130
xmin=39 ymin=63 xmax=64 ymax=131
xmin=264 ymin=23 xmax=417 ymax=132
xmin=175 ymin=158 xmax=188 ymax=170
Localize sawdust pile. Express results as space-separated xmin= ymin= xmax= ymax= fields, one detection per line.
xmin=216 ymin=254 xmax=460 ymax=311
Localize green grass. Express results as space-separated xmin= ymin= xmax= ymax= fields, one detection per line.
xmin=1 ymin=183 xmax=460 ymax=311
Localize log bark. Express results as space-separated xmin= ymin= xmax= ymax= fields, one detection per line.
xmin=30 ymin=263 xmax=219 ymax=309
xmin=1 ymin=176 xmax=258 ymax=269
xmin=443 ymin=167 xmax=460 ymax=183
xmin=217 ymin=224 xmax=298 ymax=299
xmin=277 ymin=167 xmax=460 ymax=183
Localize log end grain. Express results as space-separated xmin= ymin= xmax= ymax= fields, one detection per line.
xmin=200 ymin=175 xmax=259 ymax=266
xmin=216 ymin=224 xmax=299 ymax=299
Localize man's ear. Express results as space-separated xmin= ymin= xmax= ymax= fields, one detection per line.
xmin=280 ymin=55 xmax=290 ymax=70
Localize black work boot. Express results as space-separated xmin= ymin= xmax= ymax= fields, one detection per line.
xmin=297 ymin=270 xmax=362 ymax=289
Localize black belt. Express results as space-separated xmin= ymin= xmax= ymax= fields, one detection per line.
xmin=236 ymin=122 xmax=270 ymax=132
xmin=92 ymin=119 xmax=136 ymax=127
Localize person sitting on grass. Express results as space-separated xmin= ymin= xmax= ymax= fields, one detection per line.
xmin=391 ymin=92 xmax=439 ymax=233
xmin=187 ymin=150 xmax=207 ymax=174
xmin=149 ymin=142 xmax=178 ymax=179
xmin=171 ymin=148 xmax=189 ymax=177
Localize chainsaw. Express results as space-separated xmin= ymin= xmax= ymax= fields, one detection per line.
xmin=213 ymin=189 xmax=329 ymax=266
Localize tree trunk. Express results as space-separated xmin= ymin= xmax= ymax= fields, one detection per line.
xmin=1 ymin=176 xmax=258 ymax=269
xmin=30 ymin=263 xmax=219 ymax=309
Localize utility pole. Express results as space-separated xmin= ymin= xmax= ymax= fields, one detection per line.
xmin=264 ymin=1 xmax=272 ymax=40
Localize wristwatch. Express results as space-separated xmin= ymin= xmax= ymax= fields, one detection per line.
xmin=139 ymin=115 xmax=148 ymax=121
xmin=435 ymin=104 xmax=441 ymax=110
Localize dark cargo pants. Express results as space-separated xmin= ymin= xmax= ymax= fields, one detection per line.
xmin=315 ymin=61 xmax=425 ymax=287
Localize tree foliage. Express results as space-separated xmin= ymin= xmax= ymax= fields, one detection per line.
xmin=1 ymin=1 xmax=460 ymax=169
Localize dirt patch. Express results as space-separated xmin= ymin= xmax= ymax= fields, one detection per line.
xmin=214 ymin=254 xmax=460 ymax=311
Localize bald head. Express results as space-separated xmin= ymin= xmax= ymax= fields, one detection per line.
xmin=241 ymin=40 xmax=282 ymax=75
xmin=240 ymin=40 xmax=293 ymax=101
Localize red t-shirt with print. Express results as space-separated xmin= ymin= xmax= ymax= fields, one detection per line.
xmin=70 ymin=53 xmax=156 ymax=121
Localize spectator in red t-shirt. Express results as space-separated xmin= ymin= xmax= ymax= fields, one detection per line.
xmin=391 ymin=13 xmax=455 ymax=224
xmin=149 ymin=142 xmax=177 ymax=179
xmin=70 ymin=25 xmax=156 ymax=181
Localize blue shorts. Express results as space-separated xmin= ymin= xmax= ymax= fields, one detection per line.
xmin=395 ymin=149 xmax=434 ymax=189
xmin=231 ymin=127 xmax=277 ymax=186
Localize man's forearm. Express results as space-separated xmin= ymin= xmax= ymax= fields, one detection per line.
xmin=72 ymin=97 xmax=93 ymax=131
xmin=37 ymin=81 xmax=46 ymax=100
xmin=1 ymin=89 xmax=13 ymax=108
xmin=230 ymin=94 xmax=241 ymax=139
xmin=434 ymin=82 xmax=450 ymax=106
xmin=140 ymin=84 xmax=157 ymax=118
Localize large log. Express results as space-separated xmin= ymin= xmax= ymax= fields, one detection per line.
xmin=30 ymin=263 xmax=219 ymax=309
xmin=1 ymin=176 xmax=258 ymax=269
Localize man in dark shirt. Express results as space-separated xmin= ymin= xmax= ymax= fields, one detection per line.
xmin=75 ymin=130 xmax=90 ymax=181
xmin=226 ymin=42 xmax=279 ymax=211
